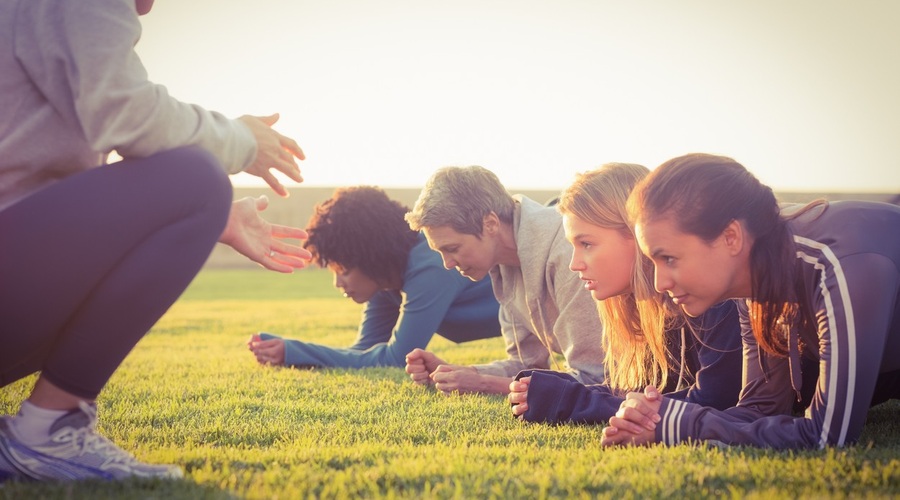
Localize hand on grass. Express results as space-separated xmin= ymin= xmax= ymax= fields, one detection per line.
xmin=404 ymin=348 xmax=447 ymax=386
xmin=248 ymin=333 xmax=286 ymax=366
xmin=430 ymin=364 xmax=487 ymax=394
xmin=239 ymin=113 xmax=305 ymax=197
xmin=219 ymin=196 xmax=312 ymax=273
xmin=508 ymin=376 xmax=531 ymax=419
xmin=601 ymin=385 xmax=663 ymax=447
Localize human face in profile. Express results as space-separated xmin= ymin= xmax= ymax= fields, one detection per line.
xmin=422 ymin=225 xmax=497 ymax=281
xmin=635 ymin=217 xmax=746 ymax=317
xmin=329 ymin=264 xmax=380 ymax=304
xmin=564 ymin=214 xmax=636 ymax=301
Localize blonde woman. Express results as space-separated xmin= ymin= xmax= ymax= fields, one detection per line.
xmin=509 ymin=163 xmax=744 ymax=423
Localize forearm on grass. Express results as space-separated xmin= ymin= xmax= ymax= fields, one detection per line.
xmin=476 ymin=373 xmax=515 ymax=395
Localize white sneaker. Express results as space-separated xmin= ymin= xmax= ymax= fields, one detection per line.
xmin=0 ymin=402 xmax=182 ymax=481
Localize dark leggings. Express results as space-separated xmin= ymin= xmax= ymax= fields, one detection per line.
xmin=0 ymin=147 xmax=232 ymax=399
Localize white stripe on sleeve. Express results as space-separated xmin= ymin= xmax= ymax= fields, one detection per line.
xmin=795 ymin=235 xmax=856 ymax=448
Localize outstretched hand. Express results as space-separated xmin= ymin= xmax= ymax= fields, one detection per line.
xmin=239 ymin=113 xmax=305 ymax=197
xmin=219 ymin=195 xmax=312 ymax=273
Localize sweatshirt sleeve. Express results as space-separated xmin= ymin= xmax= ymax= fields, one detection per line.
xmin=654 ymin=253 xmax=898 ymax=449
xmin=471 ymin=306 xmax=550 ymax=377
xmin=664 ymin=300 xmax=743 ymax=410
xmin=349 ymin=292 xmax=401 ymax=350
xmin=544 ymin=232 xmax=606 ymax=385
xmin=519 ymin=370 xmax=622 ymax=424
xmin=264 ymin=257 xmax=469 ymax=369
xmin=16 ymin=0 xmax=256 ymax=173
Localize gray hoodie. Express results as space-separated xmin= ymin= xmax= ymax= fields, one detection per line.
xmin=0 ymin=0 xmax=256 ymax=211
xmin=472 ymin=196 xmax=606 ymax=385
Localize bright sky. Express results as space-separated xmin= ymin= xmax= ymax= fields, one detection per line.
xmin=137 ymin=0 xmax=900 ymax=193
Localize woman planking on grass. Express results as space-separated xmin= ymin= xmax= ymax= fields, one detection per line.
xmin=248 ymin=186 xmax=501 ymax=369
xmin=602 ymin=153 xmax=900 ymax=449
xmin=508 ymin=163 xmax=745 ymax=423
xmin=403 ymin=166 xmax=606 ymax=395
xmin=0 ymin=0 xmax=311 ymax=482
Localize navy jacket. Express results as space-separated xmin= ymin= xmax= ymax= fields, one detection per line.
xmin=517 ymin=300 xmax=743 ymax=424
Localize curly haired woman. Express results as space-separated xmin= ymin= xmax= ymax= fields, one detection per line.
xmin=248 ymin=186 xmax=501 ymax=369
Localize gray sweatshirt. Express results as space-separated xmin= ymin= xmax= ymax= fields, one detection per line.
xmin=472 ymin=196 xmax=606 ymax=385
xmin=0 ymin=0 xmax=256 ymax=211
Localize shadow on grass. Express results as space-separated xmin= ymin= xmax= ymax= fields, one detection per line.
xmin=0 ymin=477 xmax=234 ymax=500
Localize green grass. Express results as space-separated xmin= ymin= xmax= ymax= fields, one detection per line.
xmin=2 ymin=268 xmax=899 ymax=499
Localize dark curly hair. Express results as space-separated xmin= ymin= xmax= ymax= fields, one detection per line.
xmin=304 ymin=186 xmax=421 ymax=286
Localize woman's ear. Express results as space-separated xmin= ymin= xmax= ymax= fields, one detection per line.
xmin=721 ymin=219 xmax=746 ymax=256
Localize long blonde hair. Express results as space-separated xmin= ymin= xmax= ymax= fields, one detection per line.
xmin=558 ymin=163 xmax=680 ymax=392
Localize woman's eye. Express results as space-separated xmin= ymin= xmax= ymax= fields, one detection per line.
xmin=664 ymin=256 xmax=675 ymax=265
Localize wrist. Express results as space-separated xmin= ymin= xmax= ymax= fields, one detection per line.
xmin=481 ymin=374 xmax=514 ymax=394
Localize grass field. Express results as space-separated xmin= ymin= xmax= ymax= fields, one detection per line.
xmin=2 ymin=268 xmax=899 ymax=499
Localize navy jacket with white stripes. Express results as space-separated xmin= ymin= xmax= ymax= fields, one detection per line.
xmin=655 ymin=200 xmax=900 ymax=449
xmin=515 ymin=300 xmax=743 ymax=425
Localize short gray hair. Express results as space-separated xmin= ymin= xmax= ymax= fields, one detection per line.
xmin=406 ymin=166 xmax=515 ymax=236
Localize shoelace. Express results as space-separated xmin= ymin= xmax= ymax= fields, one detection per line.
xmin=59 ymin=427 xmax=140 ymax=466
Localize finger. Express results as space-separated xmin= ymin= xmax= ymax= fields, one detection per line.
xmin=258 ymin=246 xmax=303 ymax=273
xmin=431 ymin=365 xmax=452 ymax=375
xmin=279 ymin=134 xmax=305 ymax=161
xmin=620 ymin=397 xmax=662 ymax=422
xmin=268 ymin=248 xmax=311 ymax=268
xmin=252 ymin=339 xmax=278 ymax=349
xmin=405 ymin=349 xmax=424 ymax=362
xmin=430 ymin=369 xmax=455 ymax=384
xmin=260 ymin=260 xmax=297 ymax=274
xmin=261 ymin=170 xmax=288 ymax=198
xmin=433 ymin=382 xmax=454 ymax=395
xmin=255 ymin=346 xmax=281 ymax=358
xmin=508 ymin=391 xmax=526 ymax=405
xmin=270 ymin=225 xmax=309 ymax=240
xmin=644 ymin=385 xmax=661 ymax=400
xmin=270 ymin=255 xmax=310 ymax=271
xmin=272 ymin=153 xmax=303 ymax=183
xmin=269 ymin=241 xmax=312 ymax=260
xmin=511 ymin=402 xmax=528 ymax=416
xmin=609 ymin=415 xmax=650 ymax=435
xmin=618 ymin=406 xmax=658 ymax=431
xmin=255 ymin=195 xmax=270 ymax=211
xmin=406 ymin=363 xmax=426 ymax=374
xmin=259 ymin=113 xmax=279 ymax=126
xmin=600 ymin=427 xmax=627 ymax=447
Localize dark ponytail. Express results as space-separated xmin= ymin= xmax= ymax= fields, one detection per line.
xmin=628 ymin=153 xmax=817 ymax=356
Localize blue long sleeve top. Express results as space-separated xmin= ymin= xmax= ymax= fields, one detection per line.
xmin=517 ymin=300 xmax=743 ymax=424
xmin=259 ymin=234 xmax=501 ymax=368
